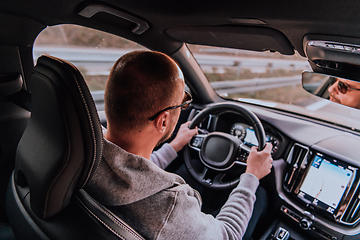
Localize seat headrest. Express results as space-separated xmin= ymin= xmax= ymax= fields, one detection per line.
xmin=0 ymin=73 xmax=23 ymax=97
xmin=15 ymin=55 xmax=103 ymax=219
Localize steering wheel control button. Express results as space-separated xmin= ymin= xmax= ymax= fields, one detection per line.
xmin=204 ymin=178 xmax=212 ymax=185
xmin=274 ymin=227 xmax=290 ymax=240
xmin=191 ymin=137 xmax=203 ymax=148
xmin=237 ymin=149 xmax=249 ymax=161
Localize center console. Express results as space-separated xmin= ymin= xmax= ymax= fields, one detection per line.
xmin=271 ymin=143 xmax=360 ymax=240
xmin=284 ymin=144 xmax=360 ymax=226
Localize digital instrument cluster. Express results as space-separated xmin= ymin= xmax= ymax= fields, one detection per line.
xmin=230 ymin=123 xmax=280 ymax=154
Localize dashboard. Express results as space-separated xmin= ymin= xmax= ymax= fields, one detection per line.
xmin=188 ymin=104 xmax=360 ymax=240
xmin=248 ymin=106 xmax=360 ymax=240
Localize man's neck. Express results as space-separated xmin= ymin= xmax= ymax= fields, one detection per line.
xmin=105 ymin=125 xmax=158 ymax=160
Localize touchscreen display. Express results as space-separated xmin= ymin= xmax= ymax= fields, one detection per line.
xmin=298 ymin=154 xmax=354 ymax=214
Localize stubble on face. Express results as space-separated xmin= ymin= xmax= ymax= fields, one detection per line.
xmin=156 ymin=124 xmax=175 ymax=147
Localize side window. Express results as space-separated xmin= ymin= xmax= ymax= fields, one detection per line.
xmin=34 ymin=24 xmax=146 ymax=92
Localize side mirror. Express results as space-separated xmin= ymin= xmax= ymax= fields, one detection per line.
xmin=302 ymin=71 xmax=360 ymax=110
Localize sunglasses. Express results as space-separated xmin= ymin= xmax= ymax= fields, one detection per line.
xmin=148 ymin=90 xmax=193 ymax=121
xmin=331 ymin=78 xmax=360 ymax=94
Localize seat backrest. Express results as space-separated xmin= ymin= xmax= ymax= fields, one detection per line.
xmin=14 ymin=55 xmax=103 ymax=219
xmin=7 ymin=55 xmax=144 ymax=240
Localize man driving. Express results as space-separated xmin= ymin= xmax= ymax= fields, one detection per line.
xmin=328 ymin=77 xmax=360 ymax=109
xmin=85 ymin=50 xmax=273 ymax=240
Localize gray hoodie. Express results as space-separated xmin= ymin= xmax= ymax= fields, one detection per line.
xmin=85 ymin=135 xmax=259 ymax=240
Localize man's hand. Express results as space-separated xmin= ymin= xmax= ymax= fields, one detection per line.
xmin=245 ymin=143 xmax=273 ymax=180
xmin=170 ymin=122 xmax=198 ymax=152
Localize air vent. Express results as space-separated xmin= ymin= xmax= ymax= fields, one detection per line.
xmin=284 ymin=143 xmax=309 ymax=193
xmin=342 ymin=186 xmax=360 ymax=224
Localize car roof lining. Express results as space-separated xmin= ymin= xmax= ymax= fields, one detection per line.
xmin=0 ymin=14 xmax=45 ymax=47
xmin=2 ymin=1 xmax=360 ymax=63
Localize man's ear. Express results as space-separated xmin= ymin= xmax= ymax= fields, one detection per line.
xmin=153 ymin=110 xmax=170 ymax=133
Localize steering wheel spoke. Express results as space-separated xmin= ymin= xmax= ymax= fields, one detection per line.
xmin=198 ymin=167 xmax=226 ymax=187
xmin=212 ymin=172 xmax=227 ymax=186
xmin=199 ymin=166 xmax=211 ymax=184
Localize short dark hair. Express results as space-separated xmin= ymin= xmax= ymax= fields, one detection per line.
xmin=105 ymin=50 xmax=182 ymax=132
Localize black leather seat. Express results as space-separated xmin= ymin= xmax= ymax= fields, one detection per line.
xmin=0 ymin=73 xmax=28 ymax=239
xmin=6 ymin=55 xmax=144 ymax=240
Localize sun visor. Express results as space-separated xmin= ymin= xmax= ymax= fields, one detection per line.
xmin=166 ymin=26 xmax=294 ymax=55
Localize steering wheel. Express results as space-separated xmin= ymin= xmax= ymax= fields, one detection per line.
xmin=184 ymin=102 xmax=266 ymax=189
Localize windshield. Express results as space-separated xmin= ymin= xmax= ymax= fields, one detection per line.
xmin=188 ymin=45 xmax=360 ymax=131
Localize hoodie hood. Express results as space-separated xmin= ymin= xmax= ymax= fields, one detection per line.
xmin=85 ymin=133 xmax=185 ymax=206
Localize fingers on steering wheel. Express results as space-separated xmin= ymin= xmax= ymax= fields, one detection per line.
xmin=264 ymin=143 xmax=273 ymax=153
xmin=250 ymin=146 xmax=257 ymax=153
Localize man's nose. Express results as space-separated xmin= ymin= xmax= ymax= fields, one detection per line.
xmin=328 ymin=81 xmax=338 ymax=93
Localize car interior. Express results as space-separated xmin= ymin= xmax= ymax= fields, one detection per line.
xmin=1 ymin=1 xmax=360 ymax=240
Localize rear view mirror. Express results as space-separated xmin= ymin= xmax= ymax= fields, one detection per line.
xmin=302 ymin=71 xmax=360 ymax=110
